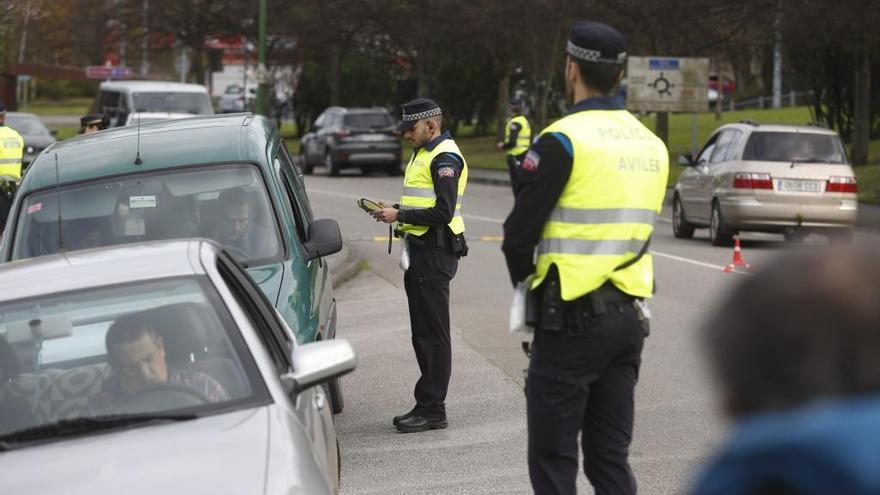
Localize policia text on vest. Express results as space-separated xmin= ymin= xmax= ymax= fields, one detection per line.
xmin=369 ymin=97 xmax=468 ymax=434
xmin=502 ymin=21 xmax=668 ymax=495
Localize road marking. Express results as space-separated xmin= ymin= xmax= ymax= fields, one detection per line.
xmin=650 ymin=250 xmax=744 ymax=274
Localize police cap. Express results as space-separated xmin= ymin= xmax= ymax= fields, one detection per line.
xmin=566 ymin=21 xmax=626 ymax=65
xmin=397 ymin=97 xmax=442 ymax=133
xmin=80 ymin=114 xmax=105 ymax=128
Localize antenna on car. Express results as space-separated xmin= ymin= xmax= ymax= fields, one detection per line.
xmin=134 ymin=112 xmax=143 ymax=165
xmin=54 ymin=153 xmax=64 ymax=251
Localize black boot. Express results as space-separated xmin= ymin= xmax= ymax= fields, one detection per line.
xmin=396 ymin=412 xmax=447 ymax=433
xmin=392 ymin=406 xmax=418 ymax=426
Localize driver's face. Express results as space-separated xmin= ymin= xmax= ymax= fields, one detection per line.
xmin=222 ymin=204 xmax=251 ymax=240
xmin=109 ymin=333 xmax=168 ymax=394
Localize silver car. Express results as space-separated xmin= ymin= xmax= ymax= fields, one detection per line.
xmin=0 ymin=239 xmax=355 ymax=494
xmin=673 ymin=121 xmax=858 ymax=245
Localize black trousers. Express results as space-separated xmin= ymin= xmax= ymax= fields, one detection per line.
xmin=527 ymin=301 xmax=645 ymax=495
xmin=403 ymin=243 xmax=458 ymax=416
xmin=507 ymin=152 xmax=527 ymax=196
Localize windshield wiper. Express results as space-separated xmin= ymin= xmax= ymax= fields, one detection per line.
xmin=0 ymin=413 xmax=197 ymax=450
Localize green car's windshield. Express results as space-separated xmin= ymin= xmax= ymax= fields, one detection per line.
xmin=12 ymin=164 xmax=284 ymax=264
xmin=0 ymin=277 xmax=266 ymax=443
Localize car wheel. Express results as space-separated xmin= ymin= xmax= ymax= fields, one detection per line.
xmin=325 ymin=153 xmax=340 ymax=177
xmin=387 ymin=161 xmax=402 ymax=176
xmin=672 ymin=195 xmax=695 ymax=239
xmin=709 ymin=201 xmax=734 ymax=247
xmin=327 ymin=375 xmax=344 ymax=414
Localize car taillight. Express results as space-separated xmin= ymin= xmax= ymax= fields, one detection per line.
xmin=826 ymin=176 xmax=857 ymax=193
xmin=334 ymin=128 xmax=350 ymax=138
xmin=733 ymin=172 xmax=773 ymax=189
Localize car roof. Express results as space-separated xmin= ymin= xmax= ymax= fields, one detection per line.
xmin=0 ymin=239 xmax=214 ymax=303
xmin=99 ymin=80 xmax=209 ymax=93
xmin=20 ymin=113 xmax=277 ymax=191
xmin=6 ymin=112 xmax=39 ymax=119
xmin=720 ymin=122 xmax=839 ymax=136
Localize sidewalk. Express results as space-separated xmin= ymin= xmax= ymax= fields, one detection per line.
xmin=467 ymin=167 xmax=880 ymax=230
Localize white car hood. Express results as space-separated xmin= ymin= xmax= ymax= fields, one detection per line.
xmin=0 ymin=407 xmax=269 ymax=495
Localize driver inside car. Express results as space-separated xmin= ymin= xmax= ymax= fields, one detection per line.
xmin=91 ymin=313 xmax=229 ymax=412
xmin=211 ymin=187 xmax=274 ymax=260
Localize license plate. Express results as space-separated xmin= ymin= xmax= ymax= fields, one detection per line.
xmin=777 ymin=179 xmax=823 ymax=192
xmin=360 ymin=133 xmax=385 ymax=141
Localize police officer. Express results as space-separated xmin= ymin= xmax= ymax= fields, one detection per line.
xmin=0 ymin=103 xmax=24 ymax=179
xmin=496 ymin=97 xmax=532 ymax=195
xmin=79 ymin=114 xmax=107 ymax=135
xmin=372 ymin=98 xmax=468 ymax=433
xmin=502 ymin=22 xmax=668 ymax=495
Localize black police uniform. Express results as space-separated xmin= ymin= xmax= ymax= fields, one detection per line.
xmin=393 ymin=99 xmax=467 ymax=433
xmin=502 ymin=113 xmax=528 ymax=194
xmin=502 ymin=22 xmax=645 ymax=495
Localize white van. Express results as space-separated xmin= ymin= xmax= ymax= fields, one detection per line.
xmin=92 ymin=81 xmax=214 ymax=127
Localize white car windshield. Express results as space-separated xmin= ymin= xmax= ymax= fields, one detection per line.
xmin=12 ymin=164 xmax=284 ymax=264
xmin=0 ymin=277 xmax=267 ymax=441
xmin=132 ymin=92 xmax=213 ymax=115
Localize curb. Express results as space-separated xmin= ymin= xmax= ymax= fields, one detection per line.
xmin=330 ymin=244 xmax=364 ymax=289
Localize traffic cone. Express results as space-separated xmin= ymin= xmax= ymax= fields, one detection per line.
xmin=724 ymin=237 xmax=751 ymax=273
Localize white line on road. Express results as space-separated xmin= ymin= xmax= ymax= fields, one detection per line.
xmin=309 ymin=187 xmax=505 ymax=223
xmin=650 ymin=250 xmax=728 ymax=272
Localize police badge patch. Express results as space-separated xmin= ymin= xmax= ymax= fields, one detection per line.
xmin=438 ymin=167 xmax=455 ymax=178
xmin=521 ymin=150 xmax=541 ymax=171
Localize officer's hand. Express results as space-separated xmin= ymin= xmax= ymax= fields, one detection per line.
xmin=372 ymin=207 xmax=398 ymax=223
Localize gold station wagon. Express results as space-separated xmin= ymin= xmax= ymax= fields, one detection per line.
xmin=672 ymin=121 xmax=857 ymax=245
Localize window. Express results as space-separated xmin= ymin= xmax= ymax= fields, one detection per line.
xmin=13 ymin=164 xmax=284 ymax=265
xmin=0 ymin=276 xmax=267 ymax=438
xmin=709 ymin=130 xmax=736 ymax=164
xmin=722 ymin=129 xmax=744 ymax=162
xmin=742 ymin=131 xmax=848 ymax=164
xmin=343 ymin=112 xmax=393 ymax=129
xmin=131 ymin=92 xmax=213 ymax=115
xmin=696 ymin=133 xmax=719 ymax=165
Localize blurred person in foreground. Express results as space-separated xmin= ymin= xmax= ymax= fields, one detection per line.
xmin=693 ymin=245 xmax=880 ymax=495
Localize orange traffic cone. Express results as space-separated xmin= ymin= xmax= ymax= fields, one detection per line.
xmin=724 ymin=237 xmax=751 ymax=273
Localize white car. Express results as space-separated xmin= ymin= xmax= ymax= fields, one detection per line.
xmin=0 ymin=239 xmax=355 ymax=494
xmin=94 ymin=81 xmax=214 ymax=128
xmin=219 ymin=83 xmax=258 ymax=113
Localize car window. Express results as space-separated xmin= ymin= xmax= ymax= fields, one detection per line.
xmin=97 ymin=90 xmax=121 ymax=114
xmin=216 ymin=253 xmax=293 ymax=372
xmin=278 ymin=144 xmax=313 ymax=222
xmin=343 ymin=112 xmax=392 ymax=129
xmin=131 ymin=92 xmax=213 ymax=115
xmin=742 ymin=131 xmax=848 ymax=164
xmin=722 ymin=129 xmax=744 ymax=161
xmin=12 ymin=164 xmax=284 ymax=265
xmin=5 ymin=115 xmax=51 ymax=136
xmin=0 ymin=276 xmax=268 ymax=439
xmin=709 ymin=130 xmax=736 ymax=164
xmin=313 ymin=113 xmax=326 ymax=128
xmin=696 ymin=133 xmax=719 ymax=165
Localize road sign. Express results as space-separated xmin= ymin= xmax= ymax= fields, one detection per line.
xmin=85 ymin=65 xmax=132 ymax=80
xmin=626 ymin=57 xmax=709 ymax=113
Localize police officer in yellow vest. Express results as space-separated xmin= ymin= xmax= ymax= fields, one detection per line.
xmin=502 ymin=22 xmax=668 ymax=495
xmin=372 ymin=98 xmax=469 ymax=433
xmin=0 ymin=103 xmax=24 ymax=179
xmin=496 ymin=97 xmax=532 ymax=195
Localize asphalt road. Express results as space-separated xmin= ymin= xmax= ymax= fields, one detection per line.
xmin=305 ymin=166 xmax=880 ymax=494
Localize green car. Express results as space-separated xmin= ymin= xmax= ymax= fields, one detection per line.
xmin=0 ymin=113 xmax=347 ymax=413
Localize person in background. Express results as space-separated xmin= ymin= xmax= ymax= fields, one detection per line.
xmin=496 ymin=97 xmax=532 ymax=196
xmin=693 ymin=246 xmax=880 ymax=495
xmin=79 ymin=114 xmax=107 ymax=135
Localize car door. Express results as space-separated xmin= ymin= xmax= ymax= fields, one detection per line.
xmin=214 ymin=252 xmax=337 ymax=487
xmin=679 ymin=133 xmax=719 ymax=223
xmin=689 ymin=129 xmax=736 ymax=222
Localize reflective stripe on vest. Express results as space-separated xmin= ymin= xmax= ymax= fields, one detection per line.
xmin=531 ymin=110 xmax=668 ymax=300
xmin=398 ymin=138 xmax=468 ymax=236
xmin=505 ymin=115 xmax=531 ymax=156
xmin=0 ymin=126 xmax=23 ymax=179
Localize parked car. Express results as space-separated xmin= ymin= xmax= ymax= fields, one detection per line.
xmin=92 ymin=81 xmax=214 ymax=128
xmin=300 ymin=107 xmax=402 ymax=176
xmin=219 ymin=83 xmax=258 ymax=113
xmin=0 ymin=113 xmax=348 ymax=413
xmin=672 ymin=121 xmax=857 ymax=245
xmin=4 ymin=112 xmax=57 ymax=169
xmin=0 ymin=239 xmax=355 ymax=494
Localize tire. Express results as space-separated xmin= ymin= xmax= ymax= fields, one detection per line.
xmin=327 ymin=375 xmax=344 ymax=414
xmin=672 ymin=195 xmax=695 ymax=239
xmin=709 ymin=201 xmax=734 ymax=247
xmin=325 ymin=153 xmax=340 ymax=177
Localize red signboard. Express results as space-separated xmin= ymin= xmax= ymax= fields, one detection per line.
xmin=85 ymin=66 xmax=132 ymax=80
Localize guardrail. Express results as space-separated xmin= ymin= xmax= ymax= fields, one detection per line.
xmin=727 ymin=90 xmax=815 ymax=111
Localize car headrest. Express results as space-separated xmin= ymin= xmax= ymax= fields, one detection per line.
xmin=136 ymin=302 xmax=211 ymax=365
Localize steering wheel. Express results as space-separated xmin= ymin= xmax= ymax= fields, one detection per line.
xmin=113 ymin=382 xmax=210 ymax=415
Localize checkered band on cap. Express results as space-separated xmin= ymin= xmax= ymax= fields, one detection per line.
xmin=402 ymin=107 xmax=442 ymax=122
xmin=566 ymin=41 xmax=626 ymax=64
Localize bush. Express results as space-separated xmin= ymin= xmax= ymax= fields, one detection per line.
xmin=36 ymin=79 xmax=99 ymax=101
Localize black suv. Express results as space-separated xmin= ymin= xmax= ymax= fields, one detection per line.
xmin=300 ymin=107 xmax=402 ymax=176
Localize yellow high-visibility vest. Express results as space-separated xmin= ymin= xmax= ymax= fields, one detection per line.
xmin=505 ymin=115 xmax=531 ymax=156
xmin=0 ymin=126 xmax=24 ymax=179
xmin=398 ymin=137 xmax=468 ymax=236
xmin=532 ymin=110 xmax=668 ymax=300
